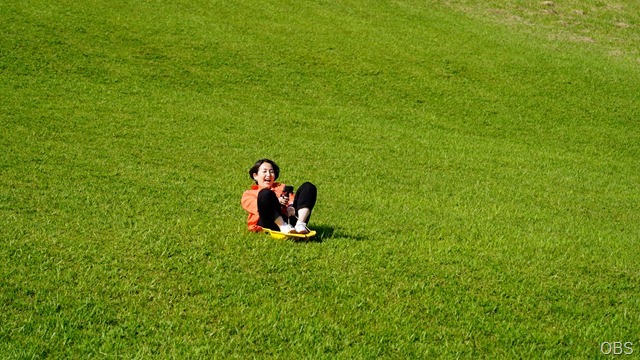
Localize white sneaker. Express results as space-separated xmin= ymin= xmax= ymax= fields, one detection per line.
xmin=279 ymin=224 xmax=294 ymax=233
xmin=295 ymin=222 xmax=310 ymax=234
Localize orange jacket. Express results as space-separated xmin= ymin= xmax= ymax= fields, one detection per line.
xmin=241 ymin=182 xmax=295 ymax=232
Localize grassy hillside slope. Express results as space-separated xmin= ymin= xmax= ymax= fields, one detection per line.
xmin=1 ymin=0 xmax=639 ymax=357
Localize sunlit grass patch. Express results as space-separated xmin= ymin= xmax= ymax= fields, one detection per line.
xmin=445 ymin=0 xmax=640 ymax=61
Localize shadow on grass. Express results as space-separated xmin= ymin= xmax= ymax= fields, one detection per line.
xmin=305 ymin=224 xmax=369 ymax=243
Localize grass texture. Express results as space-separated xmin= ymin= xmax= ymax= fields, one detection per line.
xmin=1 ymin=0 xmax=639 ymax=358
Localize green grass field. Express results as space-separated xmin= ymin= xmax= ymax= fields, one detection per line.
xmin=2 ymin=0 xmax=639 ymax=358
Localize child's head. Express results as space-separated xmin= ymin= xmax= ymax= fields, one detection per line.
xmin=249 ymin=159 xmax=280 ymax=186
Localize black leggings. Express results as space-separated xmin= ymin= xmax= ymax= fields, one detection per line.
xmin=257 ymin=182 xmax=317 ymax=231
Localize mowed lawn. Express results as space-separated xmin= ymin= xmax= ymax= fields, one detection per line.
xmin=1 ymin=0 xmax=639 ymax=358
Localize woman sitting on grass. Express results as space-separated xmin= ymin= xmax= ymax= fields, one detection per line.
xmin=241 ymin=159 xmax=317 ymax=234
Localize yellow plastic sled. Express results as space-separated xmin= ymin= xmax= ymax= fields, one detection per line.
xmin=263 ymin=228 xmax=317 ymax=240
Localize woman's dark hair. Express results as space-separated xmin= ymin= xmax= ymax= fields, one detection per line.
xmin=249 ymin=159 xmax=280 ymax=183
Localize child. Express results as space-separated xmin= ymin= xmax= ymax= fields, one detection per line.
xmin=241 ymin=159 xmax=317 ymax=234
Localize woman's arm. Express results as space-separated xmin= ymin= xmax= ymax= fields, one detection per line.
xmin=241 ymin=190 xmax=258 ymax=215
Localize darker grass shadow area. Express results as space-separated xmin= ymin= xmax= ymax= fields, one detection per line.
xmin=305 ymin=224 xmax=369 ymax=242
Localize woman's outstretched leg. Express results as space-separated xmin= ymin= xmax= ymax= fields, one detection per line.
xmin=292 ymin=182 xmax=317 ymax=233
